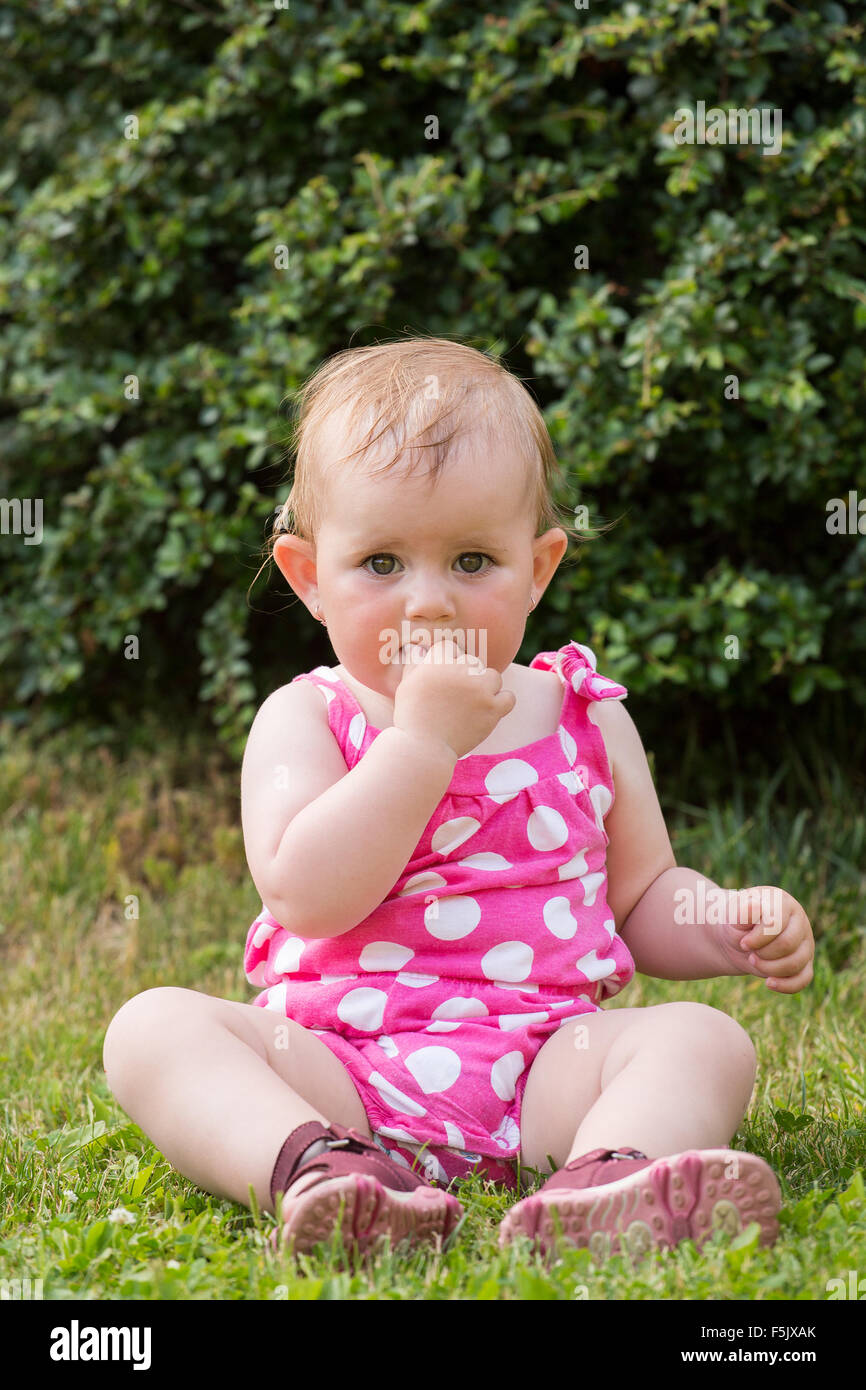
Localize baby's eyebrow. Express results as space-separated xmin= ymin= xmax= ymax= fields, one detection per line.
xmin=351 ymin=537 xmax=504 ymax=551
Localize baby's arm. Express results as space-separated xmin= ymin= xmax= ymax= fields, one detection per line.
xmin=596 ymin=701 xmax=747 ymax=980
xmin=241 ymin=680 xmax=457 ymax=940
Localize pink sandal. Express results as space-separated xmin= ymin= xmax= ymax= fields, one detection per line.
xmin=499 ymin=1146 xmax=782 ymax=1260
xmin=269 ymin=1121 xmax=465 ymax=1258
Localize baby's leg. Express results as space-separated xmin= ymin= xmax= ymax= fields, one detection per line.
xmin=102 ymin=987 xmax=372 ymax=1214
xmin=520 ymin=1001 xmax=757 ymax=1172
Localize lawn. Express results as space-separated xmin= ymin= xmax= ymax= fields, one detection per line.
xmin=1 ymin=721 xmax=864 ymax=1301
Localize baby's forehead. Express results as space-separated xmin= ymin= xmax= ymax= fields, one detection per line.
xmin=316 ymin=398 xmax=466 ymax=465
xmin=319 ymin=402 xmax=519 ymax=478
xmin=312 ymin=399 xmax=535 ymax=528
xmin=330 ymin=442 xmax=528 ymax=515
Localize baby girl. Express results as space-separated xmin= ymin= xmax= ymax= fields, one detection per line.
xmin=102 ymin=336 xmax=814 ymax=1263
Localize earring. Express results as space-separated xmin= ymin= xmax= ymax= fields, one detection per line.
xmin=528 ymin=594 xmax=537 ymax=612
xmin=314 ymin=605 xmax=327 ymax=626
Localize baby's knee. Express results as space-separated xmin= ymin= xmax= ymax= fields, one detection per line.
xmin=102 ymin=986 xmax=194 ymax=1090
xmin=661 ymin=1001 xmax=757 ymax=1077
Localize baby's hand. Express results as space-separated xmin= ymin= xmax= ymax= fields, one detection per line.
xmin=718 ymin=886 xmax=815 ymax=993
xmin=393 ymin=636 xmax=515 ymax=760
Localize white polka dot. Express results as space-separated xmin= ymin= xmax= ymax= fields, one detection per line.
xmin=484 ymin=759 xmax=538 ymax=802
xmin=573 ymin=642 xmax=598 ymax=668
xmin=395 ymin=971 xmax=439 ymax=988
xmin=425 ymin=895 xmax=481 ymax=941
xmin=543 ymin=896 xmax=578 ymax=939
xmin=579 ymin=871 xmax=605 ymax=907
xmin=319 ymin=973 xmax=358 ymax=984
xmin=368 ymin=1072 xmax=426 ymax=1116
xmin=272 ymin=937 xmax=304 ymax=974
xmin=498 ymin=1011 xmax=549 ymax=1030
xmin=550 ymin=998 xmax=577 ymax=1009
xmin=443 ymin=1121 xmax=465 ymax=1149
xmin=433 ymin=996 xmax=489 ymax=1021
xmin=558 ymin=847 xmax=590 ymax=880
xmin=571 ymin=666 xmax=589 ymax=694
xmin=456 ymin=852 xmax=512 ymax=871
xmin=348 ymin=710 xmax=366 ymax=751
xmin=426 ymin=1020 xmax=461 ymax=1032
xmin=265 ymin=982 xmax=287 ymax=1013
xmin=576 ymin=950 xmax=618 ymax=982
xmin=405 ymin=1046 xmax=461 ymax=1094
xmin=557 ymin=770 xmax=583 ymax=795
xmin=495 ymin=980 xmax=539 ymax=992
xmin=558 ymin=726 xmax=577 ymax=764
xmin=491 ymin=1051 xmax=526 ymax=1101
xmin=431 ymin=817 xmax=480 ymax=856
xmin=359 ymin=941 xmax=415 ymax=971
xmin=399 ymin=870 xmax=447 ymax=896
xmin=252 ymin=920 xmax=277 ymax=949
xmin=245 ymin=960 xmax=270 ymax=986
xmin=603 ymin=918 xmax=616 ymax=939
xmin=589 ymin=784 xmax=613 ymax=828
xmin=481 ymin=941 xmax=533 ymax=982
xmin=527 ymin=805 xmax=569 ymax=850
xmin=376 ymin=1035 xmax=399 ymax=1057
xmin=491 ymin=1115 xmax=520 ymax=1150
xmin=375 ymin=1125 xmax=417 ymax=1144
xmin=336 ymin=987 xmax=388 ymax=1031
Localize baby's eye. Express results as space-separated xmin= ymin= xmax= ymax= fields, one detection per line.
xmin=365 ymin=554 xmax=397 ymax=576
xmin=361 ymin=553 xmax=492 ymax=576
xmin=457 ymin=553 xmax=489 ymax=574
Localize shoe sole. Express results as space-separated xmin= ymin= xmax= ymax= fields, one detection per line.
xmin=270 ymin=1173 xmax=465 ymax=1259
xmin=498 ymin=1148 xmax=782 ymax=1261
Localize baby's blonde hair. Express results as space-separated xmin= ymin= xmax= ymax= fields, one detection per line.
xmin=265 ymin=333 xmax=608 ymax=564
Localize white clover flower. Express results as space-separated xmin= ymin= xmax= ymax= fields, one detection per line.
xmin=107 ymin=1206 xmax=136 ymax=1225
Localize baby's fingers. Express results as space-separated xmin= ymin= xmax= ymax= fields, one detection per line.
xmin=748 ymin=945 xmax=814 ymax=993
xmin=762 ymin=961 xmax=814 ymax=993
xmin=739 ymin=920 xmax=799 ymax=961
xmin=736 ymin=886 xmax=786 ymax=937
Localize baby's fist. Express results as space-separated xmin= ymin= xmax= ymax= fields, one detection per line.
xmin=723 ymin=886 xmax=815 ymax=993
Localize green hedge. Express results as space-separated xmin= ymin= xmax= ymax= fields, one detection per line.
xmin=1 ymin=0 xmax=864 ymax=764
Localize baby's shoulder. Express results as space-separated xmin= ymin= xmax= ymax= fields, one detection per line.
xmin=515 ymin=660 xmax=628 ymax=784
xmin=586 ymin=697 xmax=626 ymax=780
xmin=588 ymin=697 xmax=653 ymax=792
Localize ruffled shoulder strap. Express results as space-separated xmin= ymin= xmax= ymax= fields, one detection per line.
xmin=529 ymin=640 xmax=627 ymax=702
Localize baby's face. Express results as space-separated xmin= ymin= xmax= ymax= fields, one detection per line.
xmin=276 ymin=419 xmax=567 ymax=700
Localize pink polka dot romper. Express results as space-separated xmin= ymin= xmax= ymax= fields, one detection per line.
xmin=243 ymin=640 xmax=636 ymax=1193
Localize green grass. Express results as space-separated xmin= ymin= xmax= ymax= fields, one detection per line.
xmin=1 ymin=723 xmax=864 ymax=1300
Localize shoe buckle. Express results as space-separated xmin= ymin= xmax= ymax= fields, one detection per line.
xmin=325 ymin=1137 xmax=351 ymax=1149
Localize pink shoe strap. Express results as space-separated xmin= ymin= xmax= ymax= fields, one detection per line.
xmin=270 ymin=1120 xmax=433 ymax=1206
xmin=564 ymin=1147 xmax=648 ymax=1169
xmin=538 ymin=1146 xmax=651 ymax=1195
